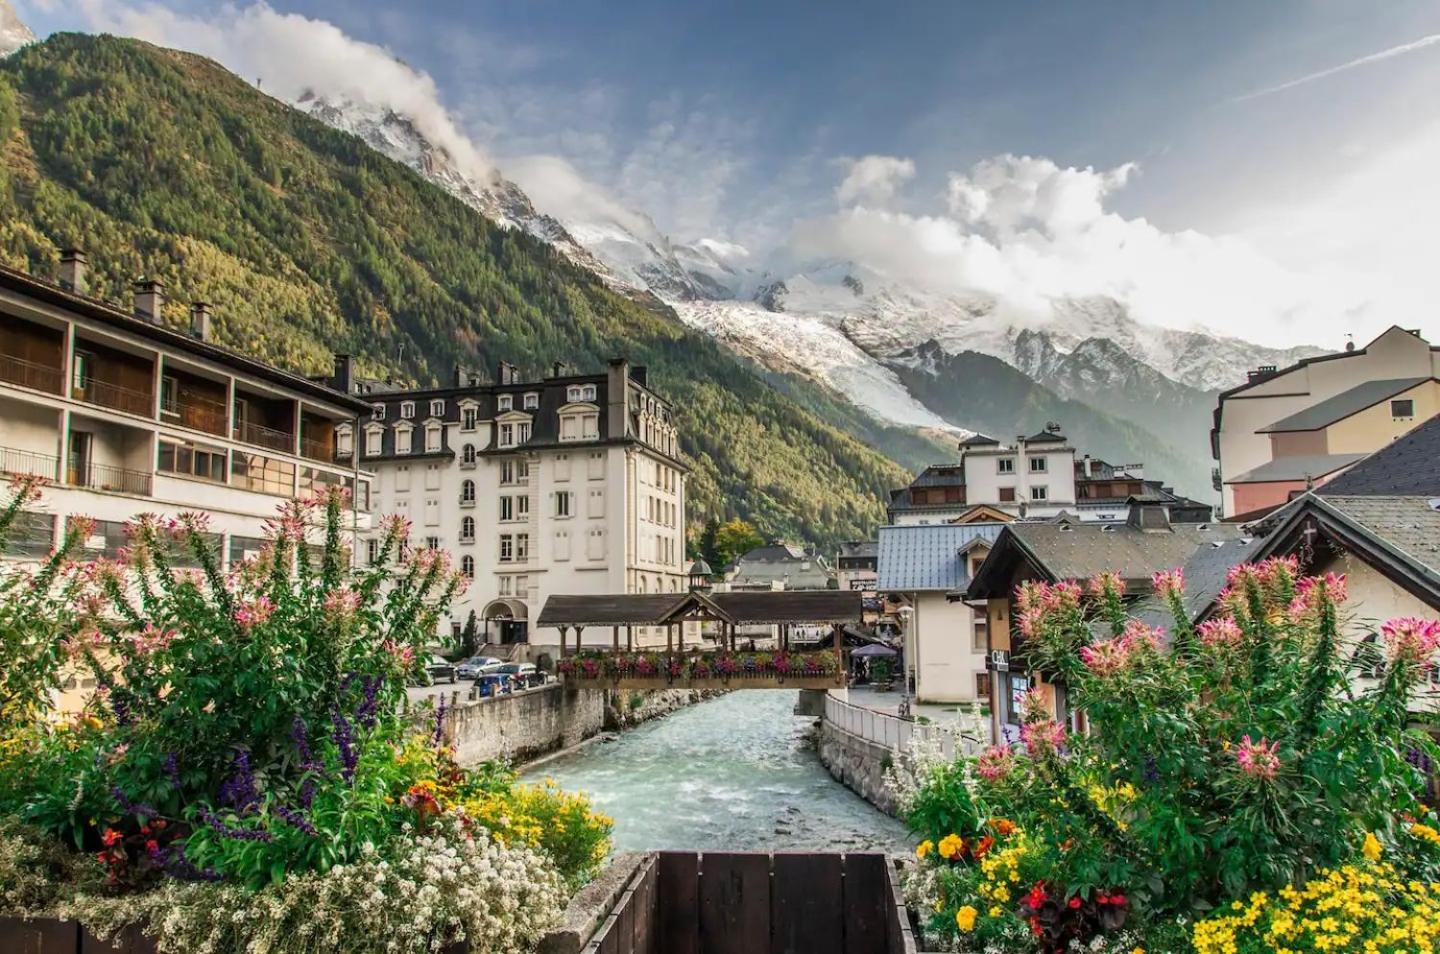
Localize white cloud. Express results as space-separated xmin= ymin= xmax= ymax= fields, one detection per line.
xmin=790 ymin=153 xmax=1386 ymax=348
xmin=72 ymin=0 xmax=494 ymax=183
xmin=835 ymin=155 xmax=915 ymax=206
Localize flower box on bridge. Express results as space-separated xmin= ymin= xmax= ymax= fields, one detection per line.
xmin=558 ymin=650 xmax=847 ymax=691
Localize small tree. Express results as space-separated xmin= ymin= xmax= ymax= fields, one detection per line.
xmin=459 ymin=610 xmax=479 ymax=658
xmin=713 ymin=518 xmax=763 ymax=569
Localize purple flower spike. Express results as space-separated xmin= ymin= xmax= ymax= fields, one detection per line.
xmin=162 ymin=752 xmax=182 ymax=790
xmin=274 ymin=803 xmax=318 ymax=837
xmin=331 ymin=708 xmax=357 ymax=784
xmin=112 ymin=785 xmax=158 ymax=820
xmin=218 ymin=749 xmax=260 ymax=814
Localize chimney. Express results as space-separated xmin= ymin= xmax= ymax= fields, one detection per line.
xmin=495 ymin=361 xmax=517 ymax=386
xmin=632 ymin=365 xmax=648 ymax=387
xmin=454 ymin=366 xmax=469 ymax=388
xmin=607 ymin=357 xmax=630 ymax=438
xmin=1126 ymin=500 xmax=1172 ymax=532
xmin=189 ymin=302 xmax=213 ymax=341
xmin=133 ymin=279 xmax=165 ymax=323
xmin=332 ymin=353 xmax=355 ymax=393
xmin=58 ymin=249 xmax=88 ymax=294
xmin=1081 ymin=454 xmax=1092 ymax=479
xmin=552 ymin=361 xmax=565 ymax=378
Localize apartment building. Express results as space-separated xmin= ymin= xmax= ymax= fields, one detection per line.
xmin=887 ymin=427 xmax=1209 ymax=525
xmin=352 ymin=358 xmax=688 ymax=647
xmin=1212 ymin=326 xmax=1440 ymax=520
xmin=0 ymin=250 xmax=374 ymax=566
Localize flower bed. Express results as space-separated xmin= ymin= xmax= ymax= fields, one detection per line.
xmin=889 ymin=562 xmax=1440 ymax=952
xmin=0 ymin=477 xmax=612 ymax=953
xmin=557 ymin=649 xmax=841 ymax=686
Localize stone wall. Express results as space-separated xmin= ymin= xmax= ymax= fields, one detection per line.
xmin=440 ymin=684 xmax=606 ymax=766
xmin=817 ymin=718 xmax=898 ymax=815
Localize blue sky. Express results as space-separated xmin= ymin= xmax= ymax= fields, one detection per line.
xmin=18 ymin=0 xmax=1440 ymax=344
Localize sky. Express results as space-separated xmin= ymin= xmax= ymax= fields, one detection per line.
xmin=16 ymin=0 xmax=1440 ymax=348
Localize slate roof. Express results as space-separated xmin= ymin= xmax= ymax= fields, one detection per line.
xmin=837 ymin=541 xmax=878 ymax=559
xmin=960 ymin=434 xmax=999 ymax=447
xmin=1258 ymin=378 xmax=1431 ymax=432
xmin=1321 ymin=414 xmax=1440 ymax=496
xmin=1226 ymin=453 xmax=1366 ymax=484
xmin=876 ymin=522 xmax=1007 ymax=592
xmin=1026 ymin=430 xmax=1068 ymax=443
xmin=1131 ymin=535 xmax=1266 ymax=629
xmin=1320 ymin=495 xmax=1440 ymax=577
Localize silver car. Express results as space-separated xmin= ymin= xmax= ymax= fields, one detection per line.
xmin=456 ymin=655 xmax=503 ymax=680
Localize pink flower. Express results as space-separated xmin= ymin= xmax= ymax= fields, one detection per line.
xmin=323 ymin=588 xmax=362 ymax=621
xmin=60 ymin=629 xmax=105 ymax=660
xmin=1080 ymin=638 xmax=1131 ymax=677
xmin=1121 ymin=620 xmax=1164 ymax=650
xmin=126 ymin=623 xmax=177 ymax=656
xmin=1382 ymin=617 xmax=1440 ymax=666
xmin=6 ymin=471 xmax=47 ymax=505
xmin=1020 ymin=720 xmax=1067 ymax=757
xmin=1289 ymin=573 xmax=1348 ymax=622
xmin=378 ymin=514 xmax=412 ymax=542
xmin=1151 ymin=568 xmax=1185 ymax=600
xmin=233 ymin=596 xmax=275 ymax=631
xmin=1086 ymin=571 xmax=1126 ymax=599
xmin=976 ymin=745 xmax=1016 ymax=781
xmin=382 ymin=639 xmax=415 ymax=665
xmin=176 ymin=511 xmax=213 ymax=534
xmin=1235 ymin=735 xmax=1280 ymax=780
xmin=1197 ymin=617 xmax=1243 ymax=648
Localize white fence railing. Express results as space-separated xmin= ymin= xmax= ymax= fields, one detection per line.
xmin=823 ymin=692 xmax=986 ymax=760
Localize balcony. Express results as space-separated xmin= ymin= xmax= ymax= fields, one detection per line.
xmin=73 ymin=378 xmax=154 ymax=418
xmin=67 ymin=459 xmax=153 ymax=497
xmin=234 ymin=419 xmax=295 ymax=453
xmin=161 ymin=392 xmax=228 ymax=437
xmin=300 ymin=434 xmax=336 ymax=463
xmin=0 ymin=446 xmax=59 ymax=480
xmin=0 ymin=353 xmax=63 ymax=394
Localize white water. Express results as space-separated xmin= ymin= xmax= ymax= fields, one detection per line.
xmin=527 ymin=690 xmax=910 ymax=853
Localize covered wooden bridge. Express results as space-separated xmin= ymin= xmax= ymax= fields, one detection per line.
xmin=536 ymin=590 xmax=862 ymax=689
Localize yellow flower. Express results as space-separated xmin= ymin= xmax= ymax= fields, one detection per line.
xmin=937 ymin=833 xmax=964 ymax=861
xmin=1363 ymin=832 xmax=1383 ymax=862
xmin=988 ymin=906 xmax=1003 ymax=917
xmin=955 ymin=905 xmax=977 ymax=932
xmin=915 ymin=839 xmax=934 ymax=860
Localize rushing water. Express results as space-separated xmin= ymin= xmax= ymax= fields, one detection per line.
xmin=525 ymin=690 xmax=911 ymax=853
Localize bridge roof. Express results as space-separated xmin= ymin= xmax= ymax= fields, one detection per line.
xmin=536 ymin=589 xmax=862 ymax=628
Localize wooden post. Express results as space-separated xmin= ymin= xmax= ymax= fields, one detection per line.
xmin=832 ymin=623 xmax=844 ymax=685
xmin=782 ymin=623 xmax=790 ymax=652
xmin=613 ymin=625 xmax=620 ymax=653
xmin=558 ymin=626 xmax=567 ymax=659
xmin=677 ymin=620 xmax=684 ymax=655
xmin=666 ymin=623 xmax=674 ymax=653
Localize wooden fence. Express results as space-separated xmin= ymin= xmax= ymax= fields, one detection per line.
xmin=583 ymin=851 xmax=916 ymax=954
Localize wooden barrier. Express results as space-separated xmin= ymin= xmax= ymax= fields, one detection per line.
xmin=584 ymin=851 xmax=902 ymax=954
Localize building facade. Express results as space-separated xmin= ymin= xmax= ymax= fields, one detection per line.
xmin=0 ymin=251 xmax=374 ymax=569
xmin=1212 ymin=326 xmax=1440 ymax=520
xmin=888 ymin=428 xmax=1208 ymax=525
xmin=352 ymin=358 xmax=688 ymax=647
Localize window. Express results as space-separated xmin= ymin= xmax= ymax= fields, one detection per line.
xmin=583 ymin=384 xmax=596 ymax=401
xmin=524 ymin=392 xmax=539 ymax=410
xmin=425 ymin=535 xmax=440 ymax=551
xmin=1393 ymin=399 xmax=1416 ymax=418
xmin=158 ymin=440 xmax=227 ymax=483
xmin=997 ymin=458 xmax=1015 ymax=474
xmin=515 ymin=534 xmax=530 ymax=561
xmin=555 ymin=453 xmax=571 ymax=481
xmin=365 ymin=428 xmax=382 ymax=456
xmin=517 ymin=496 xmax=530 ymax=518
xmin=461 ymin=516 xmax=475 ymax=542
xmin=400 ymin=401 xmax=415 ymax=419
xmin=461 ymin=555 xmax=474 ymax=578
xmin=424 ymin=498 xmax=440 ymax=526
xmin=396 ymin=465 xmax=411 ymax=492
xmin=566 ymin=385 xmax=584 ymax=402
xmin=588 ymin=452 xmax=604 ymax=480
xmin=560 ymin=415 xmax=579 ymax=442
xmin=460 ymin=479 xmax=476 ymax=505
xmin=976 ymin=674 xmax=990 ymax=698
xmin=461 ymin=406 xmax=478 ymax=431
xmin=232 ymin=453 xmax=295 ymax=496
xmin=430 ymin=399 xmax=445 ymax=417
xmin=425 ymin=463 xmax=441 ymax=490
xmin=1030 ymin=486 xmax=1048 ymax=501
xmin=1029 ymin=457 xmax=1047 ymax=473
xmin=462 ymin=444 xmax=477 ymax=466
xmin=500 ymin=534 xmax=514 ymax=562
xmin=555 ymin=529 xmax=571 ymax=561
xmin=424 ymin=423 xmax=441 ymax=452
xmin=516 ymin=422 xmax=531 ymax=443
xmin=586 ymin=528 xmax=605 ymax=560
xmin=973 ymin=621 xmax=989 ymax=653
xmin=498 ymin=395 xmax=513 ymax=412
xmin=588 ymin=488 xmax=605 ymax=518
xmin=336 ymin=426 xmax=353 ymax=457
xmin=395 ymin=425 xmax=412 ymax=455
xmin=372 ymin=403 xmax=386 ymax=420
xmin=366 ymin=538 xmax=380 ymax=564
xmin=500 ymin=496 xmax=515 ymax=521
xmin=998 ymin=486 xmax=1016 ymax=503
xmin=555 ymin=490 xmax=573 ymax=518
xmin=499 ymin=423 xmax=514 ymax=447
xmin=582 ymin=414 xmax=599 ymax=439
xmin=499 ymin=576 xmax=512 ymax=596
xmin=3 ymin=511 xmax=54 ymax=559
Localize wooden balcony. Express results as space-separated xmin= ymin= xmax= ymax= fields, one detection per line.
xmin=72 ymin=378 xmax=154 ymax=417
xmin=234 ymin=419 xmax=295 ymax=453
xmin=300 ymin=434 xmax=336 ymax=463
xmin=0 ymin=353 xmax=63 ymax=394
xmin=161 ymin=392 xmax=228 ymax=436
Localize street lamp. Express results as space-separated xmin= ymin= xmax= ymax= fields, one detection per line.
xmin=896 ymin=605 xmax=914 ymax=720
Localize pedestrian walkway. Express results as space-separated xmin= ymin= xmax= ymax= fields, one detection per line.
xmin=837 ymin=685 xmax=987 ymax=725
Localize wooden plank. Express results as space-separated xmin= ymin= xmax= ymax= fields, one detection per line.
xmin=617 ymin=886 xmax=636 ymax=954
xmin=698 ymin=853 xmax=771 ymax=954
xmin=884 ymin=860 xmax=919 ymax=954
xmin=657 ymin=851 xmax=700 ymax=954
xmin=598 ymin=914 xmax=620 ymax=954
xmin=0 ymin=917 xmax=80 ymax=954
xmin=633 ymin=855 xmax=658 ymax=954
xmin=842 ymin=853 xmax=888 ymax=954
xmin=771 ymin=853 xmax=842 ymax=954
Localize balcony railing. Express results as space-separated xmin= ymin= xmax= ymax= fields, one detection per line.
xmin=300 ymin=435 xmax=336 ymax=463
xmin=0 ymin=446 xmax=59 ymax=480
xmin=161 ymin=393 xmax=228 ymax=435
xmin=73 ymin=378 xmax=155 ymax=417
xmin=67 ymin=460 xmax=153 ymax=496
xmin=0 ymin=353 xmax=63 ymax=394
xmin=234 ymin=419 xmax=295 ymax=453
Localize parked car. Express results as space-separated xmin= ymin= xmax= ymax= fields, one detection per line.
xmin=426 ymin=655 xmax=458 ymax=684
xmin=456 ymin=655 xmax=503 ymax=680
xmin=474 ymin=673 xmax=513 ymax=697
xmin=491 ymin=662 xmax=544 ymax=688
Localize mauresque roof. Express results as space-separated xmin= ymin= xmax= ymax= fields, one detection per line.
xmin=876 ymin=522 xmax=1007 ymax=592
xmin=1321 ymin=415 xmax=1440 ymax=496
xmin=1258 ymin=378 xmax=1432 ymax=433
xmin=1226 ymin=453 xmax=1366 ymax=484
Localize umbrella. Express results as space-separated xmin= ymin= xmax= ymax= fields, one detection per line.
xmin=851 ymin=643 xmax=898 ymax=657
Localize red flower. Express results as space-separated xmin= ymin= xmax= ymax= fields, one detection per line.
xmin=144 ymin=839 xmax=159 ymax=853
xmin=1024 ymin=884 xmax=1049 ymax=910
xmin=1109 ymin=893 xmax=1127 ymax=906
xmin=1068 ymin=896 xmax=1082 ymax=909
xmin=102 ymin=828 xmax=123 ymax=847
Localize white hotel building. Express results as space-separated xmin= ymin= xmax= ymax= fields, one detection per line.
xmin=0 ymin=250 xmax=374 ymax=568
xmin=348 ymin=357 xmax=688 ymax=648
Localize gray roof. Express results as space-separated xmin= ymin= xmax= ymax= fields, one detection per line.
xmin=1227 ymin=453 xmax=1366 ymax=484
xmin=1131 ymin=535 xmax=1265 ymax=629
xmin=837 ymin=541 xmax=878 ymax=559
xmin=1005 ymin=521 xmax=1251 ymax=586
xmin=1321 ymin=415 xmax=1440 ymax=496
xmin=535 ymin=590 xmax=862 ymax=628
xmin=876 ymin=522 xmax=1007 ymax=591
xmin=1320 ymin=495 xmax=1440 ymax=577
xmin=1258 ymin=378 xmax=1431 ymax=432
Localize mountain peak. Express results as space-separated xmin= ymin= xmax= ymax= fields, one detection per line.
xmin=0 ymin=0 xmax=35 ymax=58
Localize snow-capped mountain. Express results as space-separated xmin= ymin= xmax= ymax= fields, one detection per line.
xmin=0 ymin=0 xmax=35 ymax=58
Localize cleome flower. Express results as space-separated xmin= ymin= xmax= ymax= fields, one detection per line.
xmin=1234 ymin=734 xmax=1281 ymax=780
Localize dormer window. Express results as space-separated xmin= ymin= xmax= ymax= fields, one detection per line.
xmin=430 ymin=399 xmax=445 ymax=417
xmin=499 ymin=423 xmax=514 ymax=447
xmin=498 ymin=395 xmax=513 ymax=412
xmin=364 ymin=427 xmax=383 ymax=457
xmin=424 ymin=423 xmax=442 ymax=453
xmin=524 ymin=392 xmax=539 ymax=410
xmin=567 ymin=384 xmax=597 ymax=403
xmin=566 ymin=386 xmax=582 ymax=402
xmin=395 ymin=423 xmax=413 ymax=455
xmin=371 ymin=404 xmax=386 ymax=420
xmin=583 ymin=384 xmax=596 ymax=401
xmin=400 ymin=401 xmax=415 ymax=420
xmin=461 ymin=406 xmax=478 ymax=431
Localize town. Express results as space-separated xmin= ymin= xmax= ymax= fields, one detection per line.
xmin=1 ymin=4 xmax=1439 ymax=954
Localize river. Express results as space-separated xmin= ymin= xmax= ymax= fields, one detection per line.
xmin=526 ymin=690 xmax=911 ymax=854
